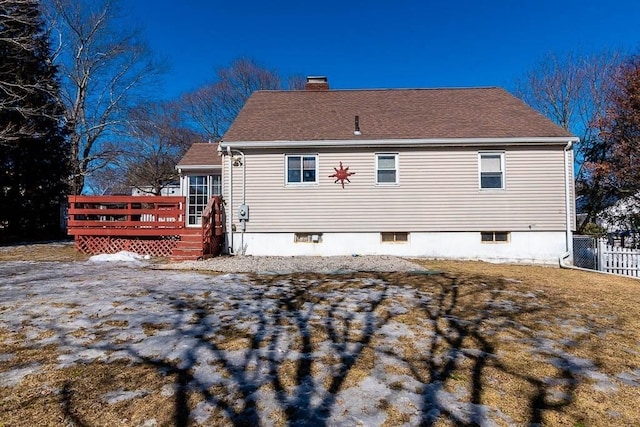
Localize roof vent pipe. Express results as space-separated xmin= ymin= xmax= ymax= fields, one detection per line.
xmin=354 ymin=115 xmax=361 ymax=136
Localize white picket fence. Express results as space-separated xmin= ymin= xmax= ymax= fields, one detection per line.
xmin=598 ymin=239 xmax=640 ymax=277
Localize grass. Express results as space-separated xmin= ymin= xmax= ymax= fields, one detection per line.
xmin=415 ymin=259 xmax=640 ymax=426
xmin=0 ymin=241 xmax=87 ymax=262
xmin=0 ymin=245 xmax=639 ymax=426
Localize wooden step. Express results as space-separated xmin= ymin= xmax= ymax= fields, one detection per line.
xmin=175 ymin=238 xmax=202 ymax=246
xmin=170 ymin=255 xmax=201 ymax=261
xmin=175 ymin=241 xmax=202 ymax=250
xmin=178 ymin=234 xmax=202 ymax=243
xmin=170 ymin=248 xmax=203 ymax=261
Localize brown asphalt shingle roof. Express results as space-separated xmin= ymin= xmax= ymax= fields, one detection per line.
xmin=222 ymin=87 xmax=574 ymax=142
xmin=177 ymin=142 xmax=221 ymax=167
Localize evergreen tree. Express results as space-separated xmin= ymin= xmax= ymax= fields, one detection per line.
xmin=0 ymin=0 xmax=69 ymax=241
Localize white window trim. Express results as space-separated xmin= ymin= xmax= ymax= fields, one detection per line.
xmin=285 ymin=154 xmax=319 ymax=186
xmin=478 ymin=151 xmax=505 ymax=190
xmin=375 ymin=153 xmax=399 ymax=185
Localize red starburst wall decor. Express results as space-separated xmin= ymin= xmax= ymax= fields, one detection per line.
xmin=329 ymin=161 xmax=355 ymax=188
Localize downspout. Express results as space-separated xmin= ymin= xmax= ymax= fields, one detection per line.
xmin=238 ymin=149 xmax=246 ymax=253
xmin=226 ymin=146 xmax=234 ymax=254
xmin=224 ymin=146 xmax=246 ymax=255
xmin=560 ymin=140 xmax=574 ymax=266
xmin=232 ymin=149 xmax=246 ymax=253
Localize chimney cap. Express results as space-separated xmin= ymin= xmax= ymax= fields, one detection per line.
xmin=306 ymin=76 xmax=328 ymax=83
xmin=305 ymin=76 xmax=329 ymax=91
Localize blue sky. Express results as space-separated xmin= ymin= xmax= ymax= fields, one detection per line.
xmin=128 ymin=0 xmax=640 ymax=100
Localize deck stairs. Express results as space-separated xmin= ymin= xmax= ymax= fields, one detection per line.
xmin=170 ymin=228 xmax=205 ymax=261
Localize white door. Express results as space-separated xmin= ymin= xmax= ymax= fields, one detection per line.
xmin=187 ymin=175 xmax=221 ymax=226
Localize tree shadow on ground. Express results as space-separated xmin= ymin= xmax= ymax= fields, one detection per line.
xmin=55 ymin=271 xmax=602 ymax=426
xmin=381 ymin=273 xmax=585 ymax=426
xmin=125 ymin=274 xmax=395 ymax=426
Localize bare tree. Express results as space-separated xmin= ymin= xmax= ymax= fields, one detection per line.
xmin=84 ymin=165 xmax=128 ymax=195
xmin=515 ymin=51 xmax=622 ymax=230
xmin=123 ymin=101 xmax=202 ymax=195
xmin=287 ymin=74 xmax=307 ymax=90
xmin=180 ymin=58 xmax=282 ymax=140
xmin=180 ymin=83 xmax=225 ymax=142
xmin=46 ymin=0 xmax=160 ymax=194
xmin=515 ymin=51 xmax=620 ymax=146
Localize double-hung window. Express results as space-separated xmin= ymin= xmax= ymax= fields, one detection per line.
xmin=479 ymin=152 xmax=505 ymax=189
xmin=286 ymin=155 xmax=318 ymax=184
xmin=376 ymin=153 xmax=398 ymax=184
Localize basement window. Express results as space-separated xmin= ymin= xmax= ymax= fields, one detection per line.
xmin=381 ymin=232 xmax=409 ymax=243
xmin=481 ymin=231 xmax=510 ymax=243
xmin=294 ymin=233 xmax=322 ymax=243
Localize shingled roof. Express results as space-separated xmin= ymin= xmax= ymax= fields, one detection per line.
xmin=222 ymin=87 xmax=574 ymax=142
xmin=176 ymin=142 xmax=221 ymax=168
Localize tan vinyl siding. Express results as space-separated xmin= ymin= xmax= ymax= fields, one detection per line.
xmin=225 ymin=145 xmax=572 ymax=233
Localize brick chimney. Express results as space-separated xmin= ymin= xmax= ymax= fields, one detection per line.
xmin=305 ymin=76 xmax=329 ymax=91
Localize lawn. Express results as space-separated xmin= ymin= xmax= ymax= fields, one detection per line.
xmin=0 ymin=244 xmax=639 ymax=426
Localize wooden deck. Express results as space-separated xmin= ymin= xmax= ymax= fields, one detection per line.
xmin=67 ymin=195 xmax=224 ymax=260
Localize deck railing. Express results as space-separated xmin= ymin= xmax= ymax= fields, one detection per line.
xmin=67 ymin=195 xmax=185 ymax=236
xmin=201 ymin=195 xmax=224 ymax=257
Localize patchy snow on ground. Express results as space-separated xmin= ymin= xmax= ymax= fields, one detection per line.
xmin=0 ymin=363 xmax=43 ymax=387
xmin=102 ymin=389 xmax=150 ymax=404
xmin=0 ymin=260 xmax=630 ymax=426
xmin=89 ymin=251 xmax=151 ymax=263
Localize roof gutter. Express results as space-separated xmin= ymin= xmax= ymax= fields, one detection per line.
xmin=219 ymin=136 xmax=579 ymax=150
xmin=175 ymin=165 xmax=222 ymax=172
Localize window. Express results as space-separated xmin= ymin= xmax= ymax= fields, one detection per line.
xmin=294 ymin=233 xmax=323 ymax=243
xmin=286 ymin=155 xmax=317 ymax=184
xmin=479 ymin=152 xmax=504 ymax=189
xmin=381 ymin=232 xmax=409 ymax=243
xmin=210 ymin=175 xmax=222 ymax=196
xmin=376 ymin=153 xmax=398 ymax=184
xmin=481 ymin=231 xmax=510 ymax=243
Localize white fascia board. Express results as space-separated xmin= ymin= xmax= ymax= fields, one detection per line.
xmin=175 ymin=165 xmax=222 ymax=171
xmin=219 ymin=136 xmax=579 ymax=150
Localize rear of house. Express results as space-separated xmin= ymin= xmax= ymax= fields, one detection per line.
xmin=217 ymin=79 xmax=578 ymax=264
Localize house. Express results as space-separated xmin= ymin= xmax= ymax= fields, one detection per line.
xmin=201 ymin=77 xmax=579 ymax=263
xmin=68 ymin=79 xmax=577 ymax=263
xmin=597 ymin=194 xmax=640 ymax=247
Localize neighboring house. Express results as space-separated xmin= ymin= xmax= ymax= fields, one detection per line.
xmin=175 ymin=142 xmax=222 ymax=226
xmin=597 ymin=194 xmax=640 ymax=233
xmin=184 ymin=77 xmax=578 ymax=263
xmin=131 ymin=184 xmax=180 ymax=197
